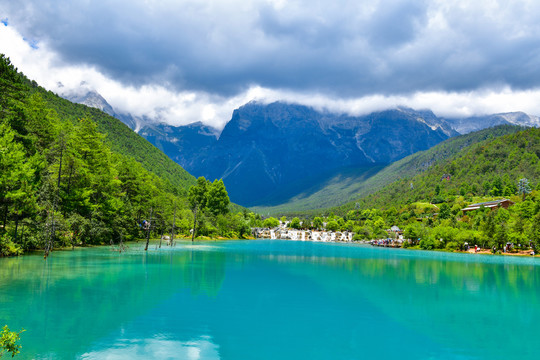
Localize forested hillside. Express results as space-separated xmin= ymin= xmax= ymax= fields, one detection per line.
xmin=274 ymin=127 xmax=540 ymax=252
xmin=257 ymin=125 xmax=525 ymax=215
xmin=0 ymin=55 xmax=259 ymax=256
xmin=337 ymin=127 xmax=540 ymax=213
xmin=29 ymin=81 xmax=196 ymax=193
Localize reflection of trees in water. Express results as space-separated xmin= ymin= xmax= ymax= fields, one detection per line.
xmin=0 ymin=247 xmax=228 ymax=358
xmin=276 ymin=253 xmax=540 ymax=355
xmin=176 ymin=250 xmax=227 ymax=298
xmin=269 ymin=252 xmax=540 ymax=297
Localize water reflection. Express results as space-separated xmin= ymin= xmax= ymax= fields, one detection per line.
xmin=1 ymin=241 xmax=539 ymax=359
xmin=80 ymin=335 xmax=220 ymax=360
xmin=0 ymin=244 xmax=227 ymax=359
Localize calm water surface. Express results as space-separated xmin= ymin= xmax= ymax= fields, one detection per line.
xmin=1 ymin=240 xmax=539 ymax=359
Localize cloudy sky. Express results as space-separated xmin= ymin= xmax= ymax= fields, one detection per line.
xmin=1 ymin=0 xmax=540 ymax=129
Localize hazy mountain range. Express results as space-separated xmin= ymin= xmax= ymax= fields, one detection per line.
xmin=61 ymin=88 xmax=540 ymax=208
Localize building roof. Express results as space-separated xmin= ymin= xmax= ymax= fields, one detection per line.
xmin=461 ymin=199 xmax=514 ymax=212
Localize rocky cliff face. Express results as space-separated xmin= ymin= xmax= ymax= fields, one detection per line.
xmin=178 ymin=102 xmax=457 ymax=206
xmin=65 ymin=90 xmax=115 ymax=116
xmin=447 ymin=112 xmax=540 ymax=134
xmin=138 ymin=121 xmax=219 ymax=165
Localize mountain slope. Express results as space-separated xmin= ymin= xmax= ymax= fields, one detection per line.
xmin=330 ymin=126 xmax=540 ymax=215
xmin=255 ymin=125 xmax=526 ymax=215
xmin=139 ymin=121 xmax=219 ymax=166
xmin=33 ymin=86 xmax=196 ymax=193
xmin=447 ymin=112 xmax=540 ymax=134
xmin=178 ymin=102 xmax=457 ymax=206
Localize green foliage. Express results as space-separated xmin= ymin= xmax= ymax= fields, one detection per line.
xmin=0 ymin=325 xmax=24 ymax=358
xmin=326 ymin=125 xmax=537 ymax=216
xmin=289 ymin=217 xmax=301 ymax=229
xmin=0 ymin=54 xmax=247 ymax=252
xmin=404 ymin=223 xmax=423 ymax=241
xmin=263 ymin=217 xmax=280 ymax=228
xmin=206 ymin=179 xmax=230 ymax=216
xmin=0 ymin=235 xmax=22 ymax=257
xmin=254 ymin=125 xmax=525 ymax=216
xmin=518 ymin=178 xmax=532 ymax=200
xmin=312 ymin=217 xmax=323 ymax=229
xmin=326 ymin=220 xmax=339 ymax=232
xmin=186 ymin=177 xmax=252 ymax=239
xmin=188 ymin=177 xmax=209 ymax=212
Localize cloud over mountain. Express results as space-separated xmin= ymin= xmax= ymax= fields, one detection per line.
xmin=2 ymin=0 xmax=540 ymax=128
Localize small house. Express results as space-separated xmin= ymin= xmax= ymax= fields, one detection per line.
xmin=461 ymin=199 xmax=515 ymax=213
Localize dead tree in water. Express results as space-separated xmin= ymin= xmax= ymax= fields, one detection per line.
xmin=144 ymin=208 xmax=153 ymax=251
xmin=170 ymin=202 xmax=176 ymax=246
xmin=44 ymin=208 xmax=56 ymax=259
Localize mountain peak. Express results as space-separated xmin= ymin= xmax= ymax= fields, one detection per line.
xmin=62 ymin=89 xmax=115 ymax=116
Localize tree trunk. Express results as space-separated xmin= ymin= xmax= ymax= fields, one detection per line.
xmin=144 ymin=208 xmax=153 ymax=251
xmin=64 ymin=162 xmax=74 ymax=217
xmin=3 ymin=202 xmax=7 ymax=230
xmin=191 ymin=206 xmax=198 ymax=242
xmin=171 ymin=203 xmax=176 ymax=246
xmin=13 ymin=213 xmax=18 ymax=242
xmin=57 ymin=145 xmax=63 ymax=190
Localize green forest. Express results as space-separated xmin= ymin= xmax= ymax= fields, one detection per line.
xmin=2 ymin=51 xmax=540 ymax=258
xmin=0 ymin=55 xmax=262 ymax=256
xmin=273 ymin=126 xmax=540 ymax=252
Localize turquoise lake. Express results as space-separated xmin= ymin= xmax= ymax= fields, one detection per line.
xmin=1 ymin=239 xmax=539 ymax=359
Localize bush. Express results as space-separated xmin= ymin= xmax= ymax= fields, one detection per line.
xmin=326 ymin=220 xmax=339 ymax=231
xmin=419 ymin=239 xmax=434 ymax=250
xmin=289 ymin=217 xmax=301 ymax=229
xmin=0 ymin=235 xmax=23 ymax=257
xmin=352 ymin=233 xmax=364 ymax=241
xmin=1 ymin=325 xmax=24 ymax=357
xmin=263 ymin=217 xmax=279 ymax=228
xmin=446 ymin=241 xmax=459 ymax=251
xmin=420 ymin=238 xmax=444 ymax=250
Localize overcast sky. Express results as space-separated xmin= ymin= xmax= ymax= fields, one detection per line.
xmin=2 ymin=0 xmax=540 ymax=129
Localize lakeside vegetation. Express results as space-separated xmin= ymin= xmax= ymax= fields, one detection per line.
xmin=0 ymin=325 xmax=23 ymax=358
xmin=270 ymin=127 xmax=540 ymax=252
xmin=0 ymin=55 xmax=261 ymax=257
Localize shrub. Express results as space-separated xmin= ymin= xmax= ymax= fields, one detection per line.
xmin=0 ymin=235 xmax=23 ymax=257
xmin=326 ymin=220 xmax=339 ymax=232
xmin=0 ymin=325 xmax=24 ymax=357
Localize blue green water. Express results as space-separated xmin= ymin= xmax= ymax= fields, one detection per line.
xmin=1 ymin=240 xmax=539 ymax=359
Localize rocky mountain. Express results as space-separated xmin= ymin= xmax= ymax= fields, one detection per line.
xmin=252 ymin=124 xmax=525 ymax=215
xmin=62 ymin=89 xmax=540 ymax=208
xmin=138 ymin=121 xmax=219 ymax=165
xmin=447 ymin=112 xmax=540 ymax=134
xmin=62 ymin=88 xmax=141 ymax=130
xmin=176 ymin=102 xmax=457 ymax=206
xmin=64 ymin=89 xmax=115 ymax=115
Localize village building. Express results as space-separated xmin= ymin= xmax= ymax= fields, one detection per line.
xmin=461 ymin=199 xmax=515 ymax=213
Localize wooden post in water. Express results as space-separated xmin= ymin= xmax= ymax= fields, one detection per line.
xmin=44 ymin=208 xmax=55 ymax=259
xmin=144 ymin=207 xmax=153 ymax=251
xmin=171 ymin=202 xmax=176 ymax=246
xmin=191 ymin=207 xmax=197 ymax=242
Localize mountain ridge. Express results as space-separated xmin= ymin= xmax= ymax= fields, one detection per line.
xmin=62 ymin=89 xmax=540 ymax=209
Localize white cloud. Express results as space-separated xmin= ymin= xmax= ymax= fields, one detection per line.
xmin=79 ymin=335 xmax=220 ymax=360
xmin=2 ymin=19 xmax=540 ymax=132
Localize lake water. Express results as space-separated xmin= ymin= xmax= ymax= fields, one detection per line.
xmin=1 ymin=240 xmax=539 ymax=359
